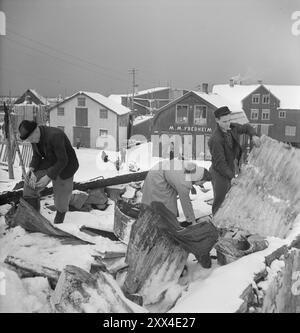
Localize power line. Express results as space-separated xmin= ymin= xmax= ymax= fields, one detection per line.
xmin=4 ymin=35 xmax=132 ymax=85
xmin=6 ymin=28 xmax=157 ymax=88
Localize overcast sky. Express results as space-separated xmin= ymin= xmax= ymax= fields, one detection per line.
xmin=0 ymin=0 xmax=299 ymax=97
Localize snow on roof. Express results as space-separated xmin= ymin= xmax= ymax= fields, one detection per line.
xmin=264 ymin=85 xmax=300 ymax=109
xmin=133 ymin=115 xmax=153 ymax=126
xmin=83 ymin=91 xmax=131 ymax=115
xmin=107 ymin=94 xmax=124 ymax=104
xmin=212 ymin=85 xmax=260 ymax=108
xmin=134 ymin=87 xmax=169 ymax=96
xmin=192 ymin=91 xmax=243 ymax=113
xmin=108 ymin=87 xmax=170 ymax=104
xmin=50 ymin=91 xmax=131 ymax=116
xmin=213 ymin=84 xmax=300 ymax=110
xmin=28 ymin=89 xmax=49 ymax=105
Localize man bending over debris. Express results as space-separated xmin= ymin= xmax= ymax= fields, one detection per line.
xmin=142 ymin=159 xmax=211 ymax=228
xmin=208 ymin=106 xmax=261 ymax=216
xmin=18 ymin=120 xmax=79 ymax=224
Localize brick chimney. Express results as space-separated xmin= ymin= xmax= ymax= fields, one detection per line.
xmin=202 ymin=83 xmax=209 ymax=94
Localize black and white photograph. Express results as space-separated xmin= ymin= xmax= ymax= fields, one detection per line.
xmin=0 ymin=0 xmax=300 ymax=315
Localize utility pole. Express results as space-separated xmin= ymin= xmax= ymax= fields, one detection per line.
xmin=128 ymin=68 xmax=138 ymax=112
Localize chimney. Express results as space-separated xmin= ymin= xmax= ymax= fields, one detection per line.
xmin=229 ymin=79 xmax=234 ymax=87
xmin=202 ymin=83 xmax=209 ymax=94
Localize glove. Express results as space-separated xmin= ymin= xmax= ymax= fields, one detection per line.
xmin=24 ymin=169 xmax=37 ymax=189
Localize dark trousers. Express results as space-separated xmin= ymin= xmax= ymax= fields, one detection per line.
xmin=210 ymin=168 xmax=231 ymax=216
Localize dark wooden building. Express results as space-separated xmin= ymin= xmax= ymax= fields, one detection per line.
xmin=151 ymin=91 xmax=248 ymax=160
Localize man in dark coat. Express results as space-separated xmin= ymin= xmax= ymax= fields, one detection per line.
xmin=208 ymin=106 xmax=261 ymax=216
xmin=18 ymin=120 xmax=79 ymax=224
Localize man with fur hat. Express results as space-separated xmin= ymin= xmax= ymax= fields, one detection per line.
xmin=142 ymin=159 xmax=211 ymax=227
xmin=18 ymin=120 xmax=79 ymax=224
xmin=208 ymin=106 xmax=260 ymax=215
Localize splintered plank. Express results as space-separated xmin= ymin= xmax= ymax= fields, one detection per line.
xmin=50 ymin=265 xmax=146 ymax=313
xmin=213 ymin=136 xmax=300 ymax=238
xmin=4 ymin=255 xmax=61 ymax=288
xmin=14 ymin=198 xmax=92 ymax=245
xmin=261 ymin=248 xmax=300 ymax=313
xmin=123 ymin=205 xmax=188 ymax=307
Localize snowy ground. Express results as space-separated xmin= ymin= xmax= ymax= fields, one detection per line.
xmin=0 ymin=142 xmax=295 ymax=313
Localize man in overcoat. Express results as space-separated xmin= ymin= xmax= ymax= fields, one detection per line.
xmin=208 ymin=106 xmax=261 ymax=215
xmin=18 ymin=120 xmax=79 ymax=224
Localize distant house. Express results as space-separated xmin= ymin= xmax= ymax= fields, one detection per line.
xmin=49 ymin=91 xmax=131 ymax=150
xmin=109 ymin=87 xmax=186 ymax=116
xmin=151 ymin=90 xmax=248 ymax=160
xmin=213 ymin=82 xmax=300 ymax=148
xmin=13 ymin=89 xmax=49 ymax=129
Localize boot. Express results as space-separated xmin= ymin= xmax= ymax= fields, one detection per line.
xmin=54 ymin=211 xmax=66 ymax=224
xmin=23 ymin=197 xmax=40 ymax=212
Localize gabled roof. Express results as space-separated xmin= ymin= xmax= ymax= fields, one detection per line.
xmin=213 ymin=84 xmax=300 ymax=109
xmin=153 ymin=91 xmax=248 ymax=125
xmin=49 ymin=91 xmax=131 ymax=116
xmin=108 ymin=87 xmax=170 ymax=104
xmin=14 ymin=89 xmax=49 ymax=106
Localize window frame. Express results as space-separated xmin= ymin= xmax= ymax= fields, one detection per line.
xmin=262 ymin=109 xmax=270 ymax=121
xmin=99 ymin=108 xmax=108 ymax=119
xmin=262 ymin=94 xmax=270 ymax=104
xmin=279 ymin=110 xmax=286 ymax=119
xmin=77 ymin=97 xmax=86 ymax=107
xmin=252 ymin=94 xmax=260 ymax=104
xmin=285 ymin=125 xmax=296 ymax=137
xmin=194 ymin=105 xmax=207 ymax=125
xmin=57 ymin=107 xmax=65 ymax=116
xmin=175 ymin=104 xmax=189 ymax=124
xmin=99 ymin=128 xmax=108 ymax=137
xmin=250 ymin=109 xmax=259 ymax=120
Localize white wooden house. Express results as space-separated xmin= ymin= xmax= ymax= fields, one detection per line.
xmin=49 ymin=91 xmax=131 ymax=150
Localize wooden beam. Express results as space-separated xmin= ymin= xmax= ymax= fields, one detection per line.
xmin=0 ymin=171 xmax=148 ymax=205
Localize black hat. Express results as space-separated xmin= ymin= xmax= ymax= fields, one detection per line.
xmin=214 ymin=106 xmax=231 ymax=119
xmin=18 ymin=120 xmax=37 ymax=140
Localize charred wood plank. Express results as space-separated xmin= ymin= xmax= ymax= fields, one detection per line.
xmin=50 ymin=265 xmax=145 ymax=313
xmin=0 ymin=171 xmax=148 ymax=205
xmin=4 ymin=255 xmax=61 ymax=289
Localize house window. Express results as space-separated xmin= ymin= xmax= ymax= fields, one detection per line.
xmin=279 ymin=110 xmax=286 ymax=119
xmin=176 ymin=105 xmax=188 ymax=124
xmin=99 ymin=129 xmax=108 ymax=137
xmin=57 ymin=107 xmax=64 ymax=116
xmin=194 ymin=105 xmax=207 ymax=125
xmin=76 ymin=108 xmax=88 ymax=126
xmin=57 ymin=126 xmax=65 ymax=132
xmin=262 ymin=109 xmax=270 ymax=120
xmin=78 ymin=97 xmax=86 ymax=107
xmin=262 ymin=94 xmax=270 ymax=104
xmin=252 ymin=94 xmax=260 ymax=104
xmin=285 ymin=126 xmax=296 ymax=136
xmin=100 ymin=109 xmax=108 ymax=119
xmin=250 ymin=109 xmax=259 ymax=120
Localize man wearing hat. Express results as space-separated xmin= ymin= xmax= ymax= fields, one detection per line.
xmin=208 ymin=106 xmax=260 ymax=215
xmin=18 ymin=120 xmax=79 ymax=224
xmin=141 ymin=159 xmax=211 ymax=227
